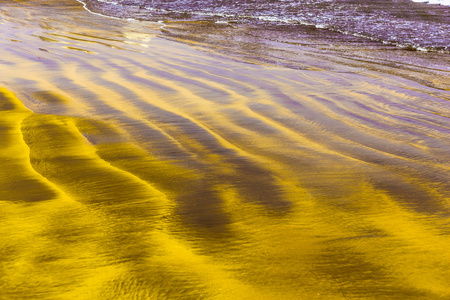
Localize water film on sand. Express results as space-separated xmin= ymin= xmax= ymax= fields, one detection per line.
xmin=1 ymin=0 xmax=450 ymax=299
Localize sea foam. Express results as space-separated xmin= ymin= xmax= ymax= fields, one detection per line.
xmin=411 ymin=0 xmax=450 ymax=6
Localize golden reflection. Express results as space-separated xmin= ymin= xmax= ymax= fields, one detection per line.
xmin=1 ymin=0 xmax=450 ymax=298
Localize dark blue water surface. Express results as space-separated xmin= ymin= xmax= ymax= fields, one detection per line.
xmin=81 ymin=0 xmax=450 ymax=52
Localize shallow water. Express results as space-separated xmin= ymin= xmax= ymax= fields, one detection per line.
xmin=82 ymin=0 xmax=450 ymax=52
xmin=1 ymin=0 xmax=450 ymax=299
xmin=78 ymin=0 xmax=450 ymax=93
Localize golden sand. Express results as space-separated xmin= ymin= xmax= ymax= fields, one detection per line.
xmin=1 ymin=0 xmax=450 ymax=299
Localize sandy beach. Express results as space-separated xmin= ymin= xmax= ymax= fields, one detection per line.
xmin=1 ymin=0 xmax=450 ymax=299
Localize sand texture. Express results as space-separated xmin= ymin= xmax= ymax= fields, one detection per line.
xmin=1 ymin=0 xmax=450 ymax=299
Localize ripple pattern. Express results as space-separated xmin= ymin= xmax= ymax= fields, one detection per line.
xmin=1 ymin=1 xmax=450 ymax=299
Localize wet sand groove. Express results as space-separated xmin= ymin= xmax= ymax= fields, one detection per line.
xmin=1 ymin=0 xmax=450 ymax=299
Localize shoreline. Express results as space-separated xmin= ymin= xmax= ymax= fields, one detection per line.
xmin=1 ymin=0 xmax=450 ymax=299
xmin=76 ymin=0 xmax=450 ymax=92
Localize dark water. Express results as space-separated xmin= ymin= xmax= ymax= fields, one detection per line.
xmin=81 ymin=0 xmax=450 ymax=52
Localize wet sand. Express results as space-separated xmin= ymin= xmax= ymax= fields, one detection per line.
xmin=1 ymin=0 xmax=450 ymax=299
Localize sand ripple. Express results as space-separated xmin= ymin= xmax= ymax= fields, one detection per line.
xmin=1 ymin=1 xmax=450 ymax=299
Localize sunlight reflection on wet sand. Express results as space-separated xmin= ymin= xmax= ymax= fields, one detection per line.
xmin=1 ymin=1 xmax=450 ymax=299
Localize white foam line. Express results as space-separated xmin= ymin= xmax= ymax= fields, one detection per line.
xmin=411 ymin=0 xmax=450 ymax=5
xmin=158 ymin=20 xmax=167 ymax=29
xmin=75 ymin=0 xmax=125 ymax=20
xmin=75 ymin=0 xmax=169 ymax=30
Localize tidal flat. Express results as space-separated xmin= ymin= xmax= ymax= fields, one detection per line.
xmin=1 ymin=0 xmax=450 ymax=299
